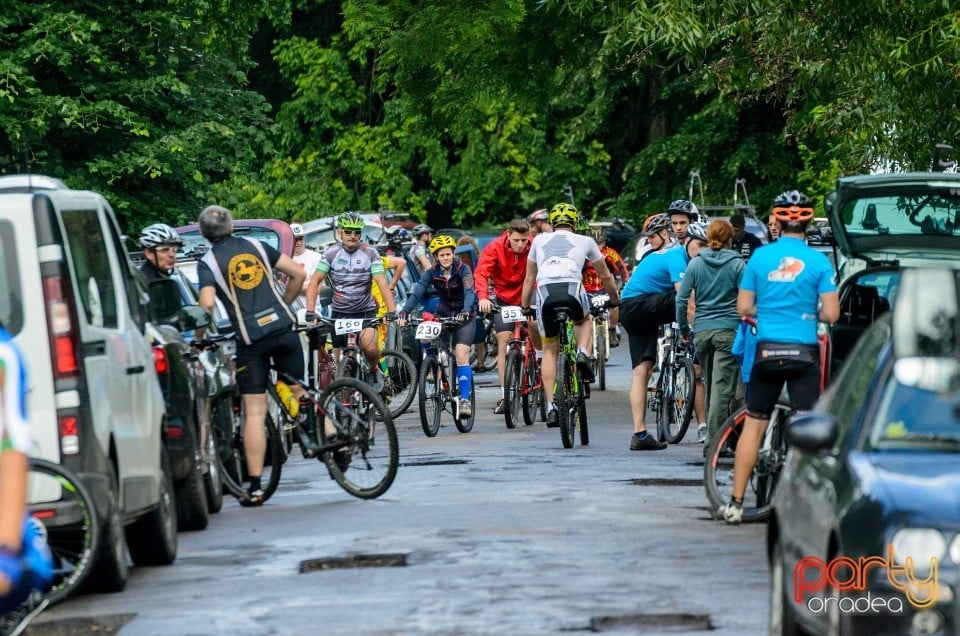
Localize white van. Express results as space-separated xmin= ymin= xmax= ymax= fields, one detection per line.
xmin=0 ymin=174 xmax=176 ymax=595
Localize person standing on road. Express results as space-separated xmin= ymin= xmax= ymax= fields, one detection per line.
xmin=720 ymin=191 xmax=839 ymax=524
xmin=676 ymin=219 xmax=744 ymax=448
xmin=521 ymin=203 xmax=619 ymax=428
xmin=583 ymin=226 xmax=628 ymax=347
xmin=138 ymin=223 xmax=184 ymax=282
xmin=767 ymin=215 xmax=781 ymax=242
xmin=667 ymin=199 xmax=700 ymax=243
xmin=729 ymin=213 xmax=762 ymax=261
xmin=289 ymin=223 xmax=323 ymax=307
xmin=409 ymin=224 xmax=434 ymax=274
xmin=474 ymin=219 xmax=540 ymax=414
xmin=196 ymin=205 xmax=306 ymax=507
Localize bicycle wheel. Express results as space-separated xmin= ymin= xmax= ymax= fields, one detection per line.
xmin=703 ymin=402 xmax=790 ymax=522
xmin=210 ymin=393 xmax=244 ymax=498
xmin=336 ymin=354 xmax=359 ymax=380
xmin=521 ymin=351 xmax=539 ymax=427
xmin=378 ymin=349 xmax=417 ymax=419
xmin=503 ymin=349 xmax=522 ymax=429
xmin=213 ymin=392 xmax=283 ymax=503
xmin=557 ymin=356 xmax=575 ymax=449
xmin=28 ymin=459 xmax=100 ymax=606
xmin=577 ymin=390 xmax=589 ymax=446
xmin=653 ymin=368 xmax=670 ymax=443
xmin=418 ymin=356 xmax=442 ymax=437
xmin=664 ymin=357 xmax=696 ymax=444
xmin=596 ymin=325 xmax=607 ymax=391
xmin=320 ymin=378 xmax=398 ymax=499
xmin=455 ymin=380 xmax=475 ymax=433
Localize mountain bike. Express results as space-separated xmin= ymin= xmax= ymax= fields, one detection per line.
xmin=648 ymin=322 xmax=696 ymax=444
xmin=326 ymin=315 xmax=417 ymax=419
xmin=588 ymin=293 xmax=611 ymax=390
xmin=470 ymin=312 xmax=498 ymax=371
xmin=27 ymin=458 xmax=99 ymax=606
xmin=497 ymin=305 xmax=543 ymax=429
xmin=553 ymin=306 xmax=590 ymax=449
xmin=412 ymin=316 xmax=476 ymax=437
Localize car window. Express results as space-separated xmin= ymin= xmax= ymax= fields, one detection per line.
xmin=62 ymin=209 xmax=119 ymax=329
xmin=105 ymin=211 xmax=146 ymax=330
xmin=869 ymin=370 xmax=960 ymax=449
xmin=180 ymin=227 xmax=281 ymax=255
xmin=822 ymin=318 xmax=890 ymax=442
xmin=839 ymin=190 xmax=960 ymax=238
xmin=0 ymin=221 xmax=23 ymax=335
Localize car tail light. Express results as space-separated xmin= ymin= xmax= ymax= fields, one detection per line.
xmin=59 ymin=414 xmax=80 ymax=455
xmin=153 ymin=347 xmax=168 ymax=375
xmin=42 ymin=276 xmax=80 ymax=378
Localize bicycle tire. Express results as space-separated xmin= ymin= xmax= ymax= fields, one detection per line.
xmin=336 ymin=354 xmax=359 ymax=381
xmin=596 ymin=325 xmax=607 ymax=391
xmin=577 ymin=390 xmax=589 ymax=446
xmin=320 ymin=378 xmax=399 ymax=499
xmin=503 ymin=349 xmax=522 ymax=429
xmin=664 ymin=357 xmax=696 ymax=444
xmin=378 ymin=349 xmax=417 ymax=419
xmin=455 ymin=379 xmax=475 ymax=433
xmin=653 ymin=367 xmax=670 ymax=443
xmin=703 ymin=402 xmax=790 ymax=522
xmin=210 ymin=393 xmax=244 ymax=498
xmin=520 ymin=350 xmax=539 ymax=427
xmin=557 ymin=356 xmax=575 ymax=449
xmin=213 ymin=392 xmax=283 ymax=503
xmin=28 ymin=459 xmax=100 ymax=607
xmin=418 ymin=356 xmax=442 ymax=437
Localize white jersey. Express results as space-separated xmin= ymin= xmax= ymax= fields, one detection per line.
xmin=293 ymin=248 xmax=323 ymax=295
xmin=528 ymin=230 xmax=603 ymax=285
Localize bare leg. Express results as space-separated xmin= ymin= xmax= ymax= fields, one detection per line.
xmin=732 ymin=415 xmax=769 ymax=501
xmin=630 ymin=361 xmax=654 ymax=434
xmin=242 ymin=393 xmax=267 ymax=478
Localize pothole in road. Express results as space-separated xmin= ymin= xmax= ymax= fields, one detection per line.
xmin=621 ymin=478 xmax=703 ymax=487
xmin=28 ymin=613 xmax=136 ymax=635
xmin=567 ymin=613 xmax=713 ymax=632
xmin=399 ymin=459 xmax=469 ymax=467
xmin=299 ymin=553 xmax=408 ymax=573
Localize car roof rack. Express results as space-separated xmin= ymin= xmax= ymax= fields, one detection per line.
xmin=688 ymin=172 xmax=758 ymax=217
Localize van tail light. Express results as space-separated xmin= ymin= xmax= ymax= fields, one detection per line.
xmin=42 ymin=275 xmax=80 ymax=378
xmin=153 ymin=347 xmax=169 ymax=375
xmin=59 ymin=413 xmax=80 ymax=456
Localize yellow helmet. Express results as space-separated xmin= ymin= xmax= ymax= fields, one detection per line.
xmin=549 ymin=203 xmax=579 ymax=228
xmin=429 ymin=234 xmax=457 ymax=255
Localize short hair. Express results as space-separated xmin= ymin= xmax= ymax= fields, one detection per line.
xmin=706 ymin=218 xmax=734 ymax=250
xmin=198 ymin=205 xmax=232 ymax=241
xmin=507 ymin=218 xmax=530 ymax=234
xmin=730 ymin=213 xmax=746 ymax=229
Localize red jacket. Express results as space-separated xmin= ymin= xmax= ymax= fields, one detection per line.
xmin=473 ymin=230 xmax=530 ymax=306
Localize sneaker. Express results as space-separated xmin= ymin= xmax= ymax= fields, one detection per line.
xmin=720 ymin=501 xmax=743 ymax=525
xmin=369 ymin=368 xmax=385 ymax=393
xmin=609 ymin=329 xmax=620 ymax=348
xmin=629 ymin=431 xmax=667 ymax=451
xmin=239 ymin=489 xmax=265 ymax=507
xmin=545 ymin=408 xmax=559 ymax=428
xmin=576 ymin=352 xmax=595 ymax=383
xmin=493 ymin=398 xmax=506 ymax=415
xmin=458 ymin=398 xmax=472 ymax=419
xmin=0 ymin=591 xmax=49 ymax=636
xmin=697 ymin=423 xmax=708 ymax=443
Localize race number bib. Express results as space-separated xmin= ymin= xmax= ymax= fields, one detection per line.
xmin=591 ymin=294 xmax=610 ymax=308
xmin=334 ymin=318 xmax=364 ymax=335
xmin=415 ymin=321 xmax=442 ymax=340
xmin=500 ymin=306 xmax=525 ymax=323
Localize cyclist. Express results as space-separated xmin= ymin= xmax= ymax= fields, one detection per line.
xmin=667 ymin=199 xmax=700 ymax=243
xmin=619 ymin=215 xmax=705 ymax=451
xmin=371 ymin=251 xmax=407 ymax=347
xmin=397 ymin=235 xmax=478 ymax=419
xmin=527 ymin=209 xmax=552 ymax=237
xmin=767 ymin=214 xmax=781 ymax=241
xmin=0 ymin=325 xmax=54 ymax=633
xmin=290 ymin=223 xmax=323 ymax=306
xmin=634 ymin=212 xmax=676 ymax=263
xmin=305 ymin=212 xmax=396 ymax=393
xmin=520 ymin=203 xmax=619 ymax=428
xmin=721 ymin=191 xmax=839 ymax=524
xmin=196 ymin=205 xmax=307 ymax=507
xmin=138 ymin=223 xmax=184 ymax=282
xmin=583 ymin=225 xmax=628 ymax=347
xmin=474 ymin=218 xmax=538 ymax=414
xmin=409 ymin=224 xmax=434 ymax=274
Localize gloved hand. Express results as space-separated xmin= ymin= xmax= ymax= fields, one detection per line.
xmin=521 ymin=306 xmax=535 ymax=317
xmin=385 ymin=311 xmax=397 ymax=322
xmin=304 ymin=311 xmax=317 ymax=324
xmin=456 ymin=311 xmax=471 ymax=323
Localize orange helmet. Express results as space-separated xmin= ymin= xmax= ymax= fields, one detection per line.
xmin=771 ymin=190 xmax=814 ymax=223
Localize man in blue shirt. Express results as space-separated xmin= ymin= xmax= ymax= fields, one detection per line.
xmin=721 ymin=191 xmax=839 ymax=524
xmin=620 ymin=213 xmax=705 ymax=451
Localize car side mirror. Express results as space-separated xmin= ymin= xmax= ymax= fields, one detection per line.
xmin=786 ymin=411 xmax=838 ymax=453
xmin=148 ymin=279 xmax=183 ymax=326
xmin=179 ymin=305 xmax=211 ymax=332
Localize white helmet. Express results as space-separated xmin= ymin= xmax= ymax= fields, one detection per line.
xmin=139 ymin=223 xmax=183 ymax=248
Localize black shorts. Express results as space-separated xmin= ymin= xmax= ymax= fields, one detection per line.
xmin=745 ymin=343 xmax=821 ymax=417
xmin=620 ymin=291 xmax=676 ymax=368
xmin=330 ymin=310 xmax=378 ymax=348
xmin=235 ymin=329 xmax=305 ymax=395
xmin=535 ymin=282 xmax=588 ymax=340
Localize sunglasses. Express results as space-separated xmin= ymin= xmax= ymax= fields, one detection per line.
xmin=341 ymin=229 xmax=362 ymax=236
xmin=155 ymin=246 xmax=179 ymax=254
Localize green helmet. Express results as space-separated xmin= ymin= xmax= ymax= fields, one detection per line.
xmin=337 ymin=211 xmax=365 ymax=231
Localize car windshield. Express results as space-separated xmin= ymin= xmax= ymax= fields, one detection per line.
xmin=180 ymin=227 xmax=282 ymax=256
xmin=869 ymin=364 xmax=960 ymax=450
xmin=840 ymin=190 xmax=960 ymax=238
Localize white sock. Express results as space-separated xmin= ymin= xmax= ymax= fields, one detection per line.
xmin=499 ymin=386 xmax=505 ymax=398
xmin=547 ymin=402 xmax=556 ymax=412
xmin=535 ymin=351 xmax=543 ymax=361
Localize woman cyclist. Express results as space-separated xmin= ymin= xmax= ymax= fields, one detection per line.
xmin=398 ymin=235 xmax=478 ymax=419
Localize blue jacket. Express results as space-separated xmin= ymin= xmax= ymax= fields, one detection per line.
xmin=402 ymin=259 xmax=478 ymax=316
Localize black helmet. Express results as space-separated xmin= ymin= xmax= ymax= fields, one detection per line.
xmin=641 ymin=213 xmax=671 ymax=237
xmin=413 ymin=224 xmax=434 ymax=237
xmin=666 ymin=199 xmax=700 ymax=221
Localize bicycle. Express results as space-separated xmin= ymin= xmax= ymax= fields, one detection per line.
xmin=325 ymin=315 xmax=417 ymax=420
xmin=496 ymin=305 xmax=544 ymax=429
xmin=553 ymin=306 xmax=590 ymax=449
xmin=26 ymin=458 xmax=99 ymax=606
xmin=412 ymin=316 xmax=476 ymax=437
xmin=588 ymin=293 xmax=611 ymax=391
xmin=647 ymin=322 xmax=696 ymax=444
xmin=470 ymin=312 xmax=498 ymax=371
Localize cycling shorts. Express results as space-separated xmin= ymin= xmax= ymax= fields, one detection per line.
xmin=745 ymin=343 xmax=821 ymax=418
xmin=535 ymin=283 xmax=588 ymax=341
xmin=330 ymin=310 xmax=378 ymax=349
xmin=235 ymin=329 xmax=306 ymax=395
xmin=620 ymin=291 xmax=676 ymax=368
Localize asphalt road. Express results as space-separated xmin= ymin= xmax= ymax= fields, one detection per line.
xmin=29 ymin=344 xmax=768 ymax=636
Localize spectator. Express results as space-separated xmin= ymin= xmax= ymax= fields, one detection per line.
xmin=729 ymin=213 xmax=762 ymax=260
xmin=290 ymin=223 xmax=323 ymax=306
xmin=767 ymin=215 xmax=781 ymax=242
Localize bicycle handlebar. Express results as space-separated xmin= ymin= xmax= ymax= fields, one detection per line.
xmin=190 ymin=332 xmax=237 ymax=350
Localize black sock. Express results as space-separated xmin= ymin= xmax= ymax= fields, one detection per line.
xmin=730 ymin=495 xmax=743 ymax=506
xmin=249 ymin=476 xmax=262 ymax=492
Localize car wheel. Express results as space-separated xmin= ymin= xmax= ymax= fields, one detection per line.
xmin=769 ymin=539 xmax=800 ymax=636
xmin=127 ymin=448 xmax=178 ymax=566
xmin=85 ymin=460 xmax=129 ymax=594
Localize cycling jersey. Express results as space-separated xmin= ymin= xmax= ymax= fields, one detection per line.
xmin=370 ymin=256 xmax=392 ymax=316
xmin=528 ymin=230 xmax=603 ymax=286
xmin=198 ymin=236 xmax=295 ymax=346
xmin=582 ymin=246 xmax=628 ymax=293
xmin=293 ymin=247 xmax=323 ymax=296
xmin=621 ymin=245 xmax=689 ymax=298
xmin=407 ymin=242 xmax=431 ymax=274
xmin=740 ymin=236 xmax=836 ymax=345
xmin=316 ymin=243 xmax=384 ymax=314
xmin=401 ymin=259 xmax=477 ymax=317
xmin=473 ymin=230 xmax=530 ymax=306
xmin=0 ymin=326 xmax=31 ymax=454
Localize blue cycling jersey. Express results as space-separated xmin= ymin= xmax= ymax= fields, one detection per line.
xmin=740 ymin=236 xmax=836 ymax=344
xmin=622 ymin=245 xmax=689 ymax=298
